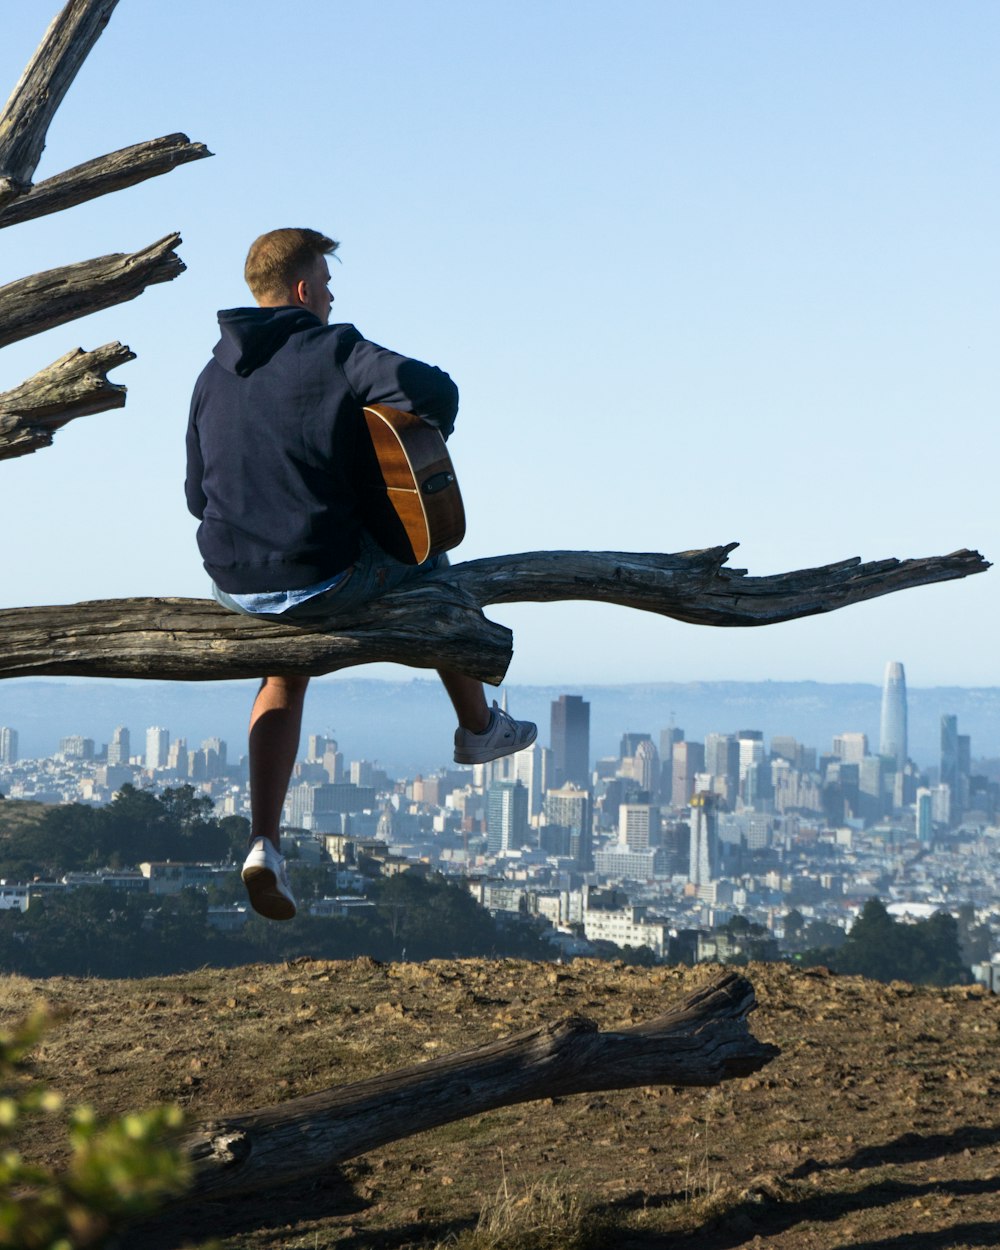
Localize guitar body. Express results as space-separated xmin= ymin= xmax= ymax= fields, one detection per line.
xmin=359 ymin=404 xmax=466 ymax=565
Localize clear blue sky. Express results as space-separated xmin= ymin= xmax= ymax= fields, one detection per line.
xmin=1 ymin=1 xmax=996 ymax=689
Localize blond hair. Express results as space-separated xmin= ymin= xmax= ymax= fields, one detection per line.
xmin=244 ymin=228 xmax=339 ymax=301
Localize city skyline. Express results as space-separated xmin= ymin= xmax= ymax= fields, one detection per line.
xmin=3 ymin=664 xmax=1000 ymax=775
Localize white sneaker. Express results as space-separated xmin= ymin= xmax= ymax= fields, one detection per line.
xmin=241 ymin=837 xmax=297 ymax=921
xmin=454 ymin=701 xmax=537 ymax=765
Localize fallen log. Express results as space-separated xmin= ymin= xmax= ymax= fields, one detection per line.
xmin=0 ymin=546 xmax=987 ymax=686
xmin=0 ymin=234 xmax=183 ymax=350
xmin=0 ymin=134 xmax=211 ymax=229
xmin=180 ymin=970 xmax=778 ymax=1203
xmin=0 ymin=0 xmax=120 ymax=207
xmin=0 ymin=341 xmax=133 ymax=460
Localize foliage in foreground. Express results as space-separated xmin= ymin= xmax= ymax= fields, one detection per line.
xmin=0 ymin=1011 xmax=188 ymax=1249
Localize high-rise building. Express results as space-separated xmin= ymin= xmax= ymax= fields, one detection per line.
xmin=737 ymin=731 xmax=764 ymax=776
xmin=671 ymin=740 xmax=704 ymax=807
xmin=879 ymin=661 xmax=907 ymax=769
xmin=107 ymin=726 xmax=130 ymax=767
xmin=704 ymin=733 xmax=739 ymax=799
xmin=688 ymin=791 xmax=720 ymax=886
xmin=833 ymin=732 xmax=868 ymax=764
xmin=487 ymin=780 xmax=528 ymax=855
xmin=166 ymin=737 xmax=188 ymax=775
xmin=512 ymin=742 xmax=550 ymax=817
xmin=619 ymin=802 xmax=660 ymax=850
xmin=658 ymin=727 xmax=684 ymax=799
xmin=619 ymin=732 xmax=652 ymax=760
xmin=620 ymin=738 xmax=659 ymax=791
xmin=544 ymin=783 xmax=592 ymax=869
xmin=59 ymin=736 xmax=94 ymax=760
xmin=940 ymin=714 xmax=969 ymax=824
xmin=550 ymin=695 xmax=590 ymax=789
xmin=0 ymin=727 xmax=18 ymax=764
xmin=146 ymin=726 xmax=170 ymax=770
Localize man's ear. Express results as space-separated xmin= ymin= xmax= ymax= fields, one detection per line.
xmin=292 ymin=278 xmax=309 ymax=307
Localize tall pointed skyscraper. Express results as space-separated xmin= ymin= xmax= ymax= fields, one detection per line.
xmin=879 ymin=661 xmax=907 ymax=769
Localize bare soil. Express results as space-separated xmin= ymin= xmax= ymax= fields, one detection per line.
xmin=2 ymin=959 xmax=999 ymax=1249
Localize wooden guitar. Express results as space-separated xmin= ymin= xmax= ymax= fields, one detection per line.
xmin=359 ymin=403 xmax=466 ymax=565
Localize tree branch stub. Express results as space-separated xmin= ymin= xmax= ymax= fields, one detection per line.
xmin=0 ymin=134 xmax=212 ymax=229
xmin=0 ymin=0 xmax=121 ymax=207
xmin=0 ymin=341 xmax=134 ymax=461
xmin=0 ymin=233 xmax=184 ymax=350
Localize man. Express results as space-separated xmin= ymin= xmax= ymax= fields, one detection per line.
xmin=186 ymin=228 xmax=535 ymax=921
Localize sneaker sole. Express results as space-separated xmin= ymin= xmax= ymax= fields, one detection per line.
xmin=241 ymin=865 xmax=297 ymax=921
xmin=454 ymin=723 xmax=538 ymax=765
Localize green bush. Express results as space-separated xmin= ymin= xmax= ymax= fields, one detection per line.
xmin=0 ymin=1010 xmax=189 ymax=1249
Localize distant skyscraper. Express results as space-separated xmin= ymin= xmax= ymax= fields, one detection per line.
xmin=940 ymin=713 xmax=959 ymax=821
xmin=146 ymin=726 xmax=170 ymax=770
xmin=619 ymin=802 xmax=659 ymax=850
xmin=59 ymin=736 xmax=94 ymax=760
xmin=833 ymin=732 xmax=868 ymax=764
xmin=550 ymin=695 xmax=590 ymax=789
xmin=671 ymin=740 xmax=705 ymax=807
xmin=107 ymin=726 xmax=130 ymax=767
xmin=619 ymin=732 xmax=652 ymax=760
xmin=688 ymin=792 xmax=720 ymax=886
xmin=879 ymin=662 xmax=907 ymax=769
xmin=487 ymin=780 xmax=528 ymax=855
xmin=544 ymin=783 xmax=592 ymax=869
xmin=0 ymin=727 xmax=17 ymax=764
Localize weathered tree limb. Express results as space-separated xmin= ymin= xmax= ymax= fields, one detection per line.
xmin=0 ymin=341 xmax=134 ymax=460
xmin=0 ymin=0 xmax=120 ymax=208
xmin=0 ymin=582 xmax=513 ymax=685
xmin=0 ymin=547 xmax=986 ymax=686
xmin=0 ymin=234 xmax=183 ymax=350
xmin=179 ymin=971 xmax=777 ymax=1203
xmin=0 ymin=134 xmax=211 ymax=229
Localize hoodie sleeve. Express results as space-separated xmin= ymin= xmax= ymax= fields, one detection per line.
xmin=339 ymin=327 xmax=459 ymax=438
xmin=184 ymin=381 xmax=208 ymax=520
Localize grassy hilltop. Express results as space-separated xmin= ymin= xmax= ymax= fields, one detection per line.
xmin=2 ymin=959 xmax=999 ymax=1250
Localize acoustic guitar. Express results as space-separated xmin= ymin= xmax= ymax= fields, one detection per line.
xmin=359 ymin=403 xmax=466 ymax=565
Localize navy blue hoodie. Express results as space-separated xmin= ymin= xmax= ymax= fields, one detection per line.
xmin=186 ymin=307 xmax=459 ymax=593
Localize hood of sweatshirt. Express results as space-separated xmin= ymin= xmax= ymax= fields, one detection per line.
xmin=213 ymin=306 xmax=321 ymax=377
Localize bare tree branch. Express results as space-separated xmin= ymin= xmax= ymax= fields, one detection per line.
xmin=180 ymin=971 xmax=778 ymax=1203
xmin=0 ymin=547 xmax=986 ymax=686
xmin=0 ymin=233 xmax=183 ymax=350
xmin=0 ymin=0 xmax=120 ymax=207
xmin=0 ymin=341 xmax=134 ymax=460
xmin=0 ymin=134 xmax=211 ymax=229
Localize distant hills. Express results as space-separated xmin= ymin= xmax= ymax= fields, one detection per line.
xmin=1 ymin=677 xmax=999 ymax=775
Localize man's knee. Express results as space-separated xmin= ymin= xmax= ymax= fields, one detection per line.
xmin=260 ymin=675 xmax=310 ymax=704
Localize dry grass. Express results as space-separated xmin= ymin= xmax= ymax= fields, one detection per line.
xmin=431 ymin=1160 xmax=606 ymax=1250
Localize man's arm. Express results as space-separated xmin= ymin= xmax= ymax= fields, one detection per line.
xmin=339 ymin=330 xmax=459 ymax=438
xmin=184 ymin=390 xmax=208 ymax=519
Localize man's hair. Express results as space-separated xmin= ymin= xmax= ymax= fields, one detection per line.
xmin=244 ymin=228 xmax=339 ymax=301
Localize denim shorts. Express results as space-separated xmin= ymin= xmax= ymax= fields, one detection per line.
xmin=212 ymin=531 xmax=448 ymax=627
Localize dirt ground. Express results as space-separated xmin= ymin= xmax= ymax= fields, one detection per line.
xmin=2 ymin=958 xmax=999 ymax=1250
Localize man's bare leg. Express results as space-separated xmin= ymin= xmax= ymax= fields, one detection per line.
xmin=248 ymin=674 xmax=310 ymax=849
xmin=437 ymin=668 xmax=490 ymax=733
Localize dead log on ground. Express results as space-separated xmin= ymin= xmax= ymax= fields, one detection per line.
xmin=0 ymin=0 xmax=120 ymax=207
xmin=0 ymin=342 xmax=134 ymax=460
xmin=0 ymin=234 xmax=184 ymax=350
xmin=0 ymin=547 xmax=987 ymax=686
xmin=0 ymin=134 xmax=211 ymax=229
xmin=180 ymin=970 xmax=778 ymax=1203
